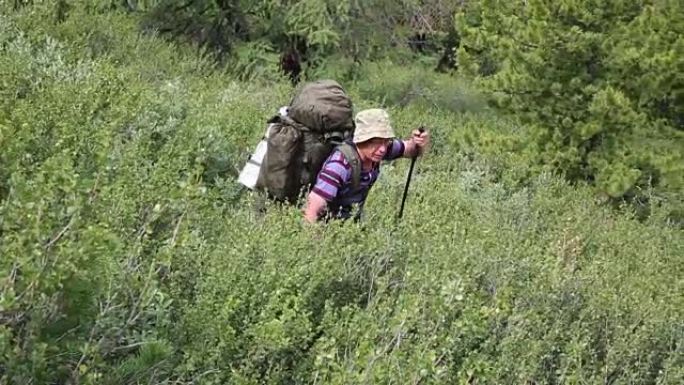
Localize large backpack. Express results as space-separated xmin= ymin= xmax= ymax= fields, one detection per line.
xmin=255 ymin=80 xmax=361 ymax=203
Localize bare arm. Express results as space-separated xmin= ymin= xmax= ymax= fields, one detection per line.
xmin=303 ymin=191 xmax=328 ymax=223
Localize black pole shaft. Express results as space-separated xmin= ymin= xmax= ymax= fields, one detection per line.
xmin=397 ymin=127 xmax=424 ymax=221
xmin=397 ymin=156 xmax=417 ymax=220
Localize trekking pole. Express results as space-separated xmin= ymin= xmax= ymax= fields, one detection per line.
xmin=397 ymin=127 xmax=425 ymax=221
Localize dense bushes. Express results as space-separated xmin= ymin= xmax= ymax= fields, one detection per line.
xmin=1 ymin=2 xmax=682 ymax=384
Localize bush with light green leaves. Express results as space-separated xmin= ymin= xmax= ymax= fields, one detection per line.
xmin=1 ymin=2 xmax=682 ymax=384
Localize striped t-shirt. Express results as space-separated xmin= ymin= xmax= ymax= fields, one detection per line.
xmin=312 ymin=139 xmax=405 ymax=220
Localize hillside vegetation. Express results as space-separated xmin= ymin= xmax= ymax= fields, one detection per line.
xmin=1 ymin=1 xmax=682 ymax=384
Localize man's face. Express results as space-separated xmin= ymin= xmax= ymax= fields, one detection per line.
xmin=359 ymin=137 xmax=391 ymax=163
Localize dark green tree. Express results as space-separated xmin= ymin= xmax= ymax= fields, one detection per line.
xmin=457 ymin=0 xmax=683 ymax=202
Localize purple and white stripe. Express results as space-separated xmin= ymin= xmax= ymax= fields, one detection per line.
xmin=312 ymin=139 xmax=405 ymax=219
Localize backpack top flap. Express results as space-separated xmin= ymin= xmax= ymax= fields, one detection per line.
xmin=288 ymin=79 xmax=354 ymax=132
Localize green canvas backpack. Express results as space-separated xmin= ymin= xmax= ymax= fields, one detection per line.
xmin=255 ymin=80 xmax=360 ymax=203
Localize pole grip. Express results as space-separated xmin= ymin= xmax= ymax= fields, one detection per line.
xmin=413 ymin=126 xmax=426 ymax=159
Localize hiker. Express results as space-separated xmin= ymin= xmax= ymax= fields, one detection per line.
xmin=303 ymin=108 xmax=430 ymax=223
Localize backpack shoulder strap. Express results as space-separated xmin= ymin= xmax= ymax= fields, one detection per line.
xmin=337 ymin=143 xmax=361 ymax=190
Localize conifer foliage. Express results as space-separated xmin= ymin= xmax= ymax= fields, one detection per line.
xmin=457 ymin=0 xmax=683 ymax=201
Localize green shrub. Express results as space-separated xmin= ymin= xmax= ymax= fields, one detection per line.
xmin=348 ymin=59 xmax=489 ymax=115
xmin=1 ymin=2 xmax=682 ymax=385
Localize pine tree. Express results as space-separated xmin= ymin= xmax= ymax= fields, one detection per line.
xmin=457 ymin=0 xmax=683 ymax=201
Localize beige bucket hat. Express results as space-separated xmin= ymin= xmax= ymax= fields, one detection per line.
xmin=353 ymin=108 xmax=396 ymax=143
